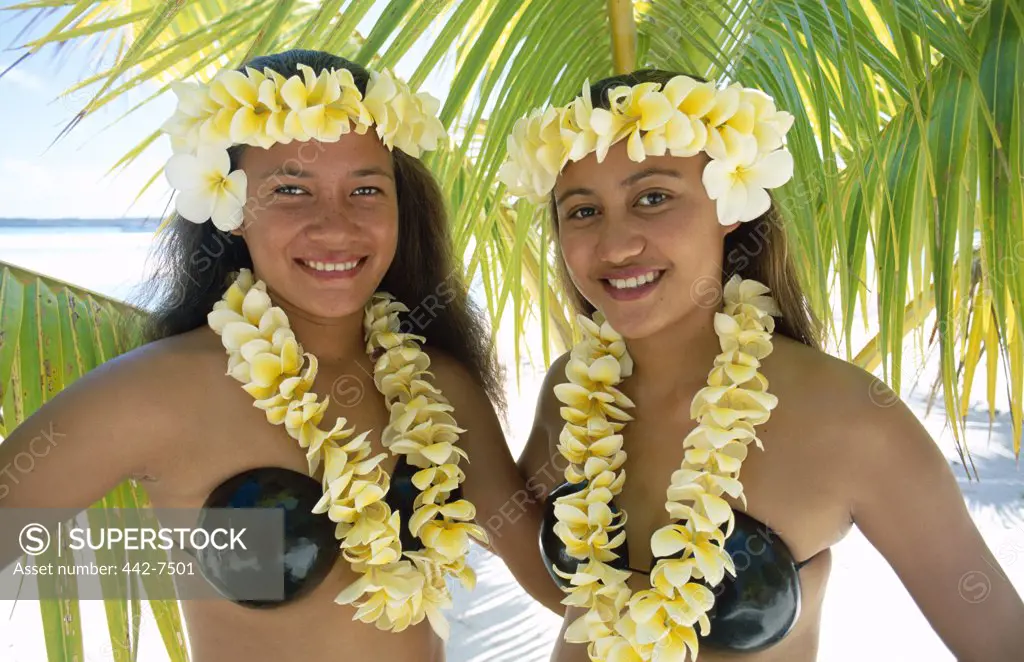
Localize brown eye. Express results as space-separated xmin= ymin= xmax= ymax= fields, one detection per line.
xmin=568 ymin=206 xmax=598 ymax=220
xmin=637 ymin=191 xmax=669 ymax=206
xmin=274 ymin=185 xmax=306 ymax=196
xmin=352 ymin=186 xmax=381 ymax=196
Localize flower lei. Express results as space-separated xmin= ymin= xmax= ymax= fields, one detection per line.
xmin=551 ymin=275 xmax=780 ymax=661
xmin=497 ymin=76 xmax=795 ymax=225
xmin=162 ymin=63 xmax=446 ymax=231
xmin=206 ymin=268 xmax=487 ymax=638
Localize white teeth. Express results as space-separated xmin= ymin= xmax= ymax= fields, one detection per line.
xmin=608 ymin=270 xmax=660 ymax=290
xmin=302 ymin=259 xmax=360 ymax=273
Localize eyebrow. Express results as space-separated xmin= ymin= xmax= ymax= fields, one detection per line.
xmin=257 ymin=165 xmax=395 ymax=180
xmin=555 ymin=167 xmax=684 ymax=206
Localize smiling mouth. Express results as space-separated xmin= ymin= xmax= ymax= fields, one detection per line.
xmin=598 ymin=269 xmax=665 ymax=301
xmin=294 ymin=256 xmax=368 ymax=279
xmin=603 ymin=269 xmax=665 ymax=291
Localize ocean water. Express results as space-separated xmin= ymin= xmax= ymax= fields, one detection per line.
xmin=0 ymin=226 xmax=158 ymax=305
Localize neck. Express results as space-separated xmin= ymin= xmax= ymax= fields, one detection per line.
xmin=271 ymin=294 xmax=366 ymax=366
xmin=624 ymin=304 xmax=723 ymax=404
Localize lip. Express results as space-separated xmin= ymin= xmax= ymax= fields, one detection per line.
xmin=294 ymin=256 xmax=368 ymax=281
xmin=600 ymin=268 xmax=665 ymax=302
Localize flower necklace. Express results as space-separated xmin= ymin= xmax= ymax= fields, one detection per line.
xmin=552 ymin=275 xmax=780 ymax=661
xmin=206 ymin=268 xmax=487 ymax=639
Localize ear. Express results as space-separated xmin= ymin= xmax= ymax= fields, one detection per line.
xmin=229 ymin=212 xmax=249 ymax=237
xmin=722 ymin=221 xmax=741 ymax=235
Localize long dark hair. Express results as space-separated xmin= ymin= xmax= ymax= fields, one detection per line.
xmin=133 ymin=49 xmax=506 ymax=411
xmin=548 ymin=68 xmax=822 ymax=349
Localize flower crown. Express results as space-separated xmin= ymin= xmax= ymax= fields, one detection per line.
xmin=161 ymin=64 xmax=447 ymax=231
xmin=497 ymin=76 xmax=796 ymax=225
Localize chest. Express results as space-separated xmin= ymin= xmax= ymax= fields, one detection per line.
xmin=611 ymin=393 xmax=848 ymax=569
xmin=147 ymin=361 xmax=394 ymax=510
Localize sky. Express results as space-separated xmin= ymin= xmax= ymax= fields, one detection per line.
xmin=0 ymin=2 xmax=456 ymax=220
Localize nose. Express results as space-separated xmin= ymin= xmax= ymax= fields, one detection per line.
xmin=305 ymin=202 xmax=361 ymax=242
xmin=594 ymin=213 xmax=645 ymax=265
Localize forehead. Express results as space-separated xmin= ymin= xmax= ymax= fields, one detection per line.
xmin=238 ymin=130 xmax=393 ymax=176
xmin=554 ymin=141 xmax=707 ymax=190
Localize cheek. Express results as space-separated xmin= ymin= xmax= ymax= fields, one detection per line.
xmin=239 ymin=210 xmax=304 ymax=270
xmin=365 ymin=204 xmax=399 ymax=253
xmin=244 ymin=215 xmax=294 ymax=252
xmin=652 ymin=212 xmax=719 ymax=261
xmin=557 ymin=227 xmax=595 ymax=277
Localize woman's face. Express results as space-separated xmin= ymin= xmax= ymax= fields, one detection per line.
xmin=233 ymin=129 xmax=399 ymax=320
xmin=554 ymin=141 xmax=738 ymax=339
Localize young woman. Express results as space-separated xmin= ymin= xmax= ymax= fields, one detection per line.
xmin=0 ymin=49 xmax=562 ymax=661
xmin=506 ymin=69 xmax=1024 ymax=661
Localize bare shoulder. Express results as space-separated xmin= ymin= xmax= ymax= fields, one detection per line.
xmin=91 ymin=325 xmax=228 ymax=404
xmin=518 ymin=351 xmax=571 ymax=474
xmin=764 ymin=335 xmax=945 ymax=490
xmin=535 ymin=351 xmax=571 ymax=436
xmin=41 ymin=324 xmax=231 ymax=462
xmin=764 ymin=335 xmax=886 ymax=420
xmin=423 ymin=349 xmax=483 ymax=392
xmin=0 ymin=325 xmax=232 ymax=511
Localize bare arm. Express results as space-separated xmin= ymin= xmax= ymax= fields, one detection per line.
xmin=431 ymin=352 xmax=567 ymax=614
xmin=513 ymin=353 xmax=573 ymax=615
xmin=516 ymin=353 xmax=572 ymax=510
xmin=0 ymin=341 xmax=180 ymax=567
xmin=849 ymin=376 xmax=1024 ymax=660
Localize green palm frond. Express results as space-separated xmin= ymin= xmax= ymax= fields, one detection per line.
xmin=0 ymin=260 xmax=188 ymax=662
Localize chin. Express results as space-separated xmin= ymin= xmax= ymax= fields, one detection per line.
xmin=600 ymin=311 xmax=665 ymax=340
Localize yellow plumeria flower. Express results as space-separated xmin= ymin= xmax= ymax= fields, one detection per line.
xmin=496 ymin=105 xmax=566 ymax=203
xmin=498 ymin=76 xmax=796 ymax=228
xmin=277 ymin=63 xmax=355 ymax=142
xmin=161 ymin=80 xmax=217 ymax=154
xmin=723 ymin=274 xmax=782 ymax=319
xmin=573 ymin=313 xmax=635 ymax=378
xmin=562 ymin=81 xmax=599 ymax=162
xmin=412 ymin=463 xmax=464 ymax=506
xmin=203 ymin=68 xmax=273 ymax=149
xmin=553 ymin=491 xmax=626 ymax=563
xmin=684 ymin=440 xmax=748 ymax=476
xmin=342 ymin=503 xmax=403 ymax=565
xmin=628 ymin=588 xmax=709 ymax=653
xmin=650 ymin=524 xmax=733 ymax=586
xmin=741 ymin=87 xmax=796 ymax=154
xmin=362 ymin=70 xmax=447 ymax=158
xmin=335 ymin=560 xmax=426 ymax=627
xmin=415 ymin=516 xmax=487 ymax=563
xmin=408 ymin=555 xmax=455 ymax=638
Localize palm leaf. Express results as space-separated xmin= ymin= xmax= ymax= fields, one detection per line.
xmin=0 ymin=261 xmax=183 ymax=661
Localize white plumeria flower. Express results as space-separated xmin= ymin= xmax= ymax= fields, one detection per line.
xmin=701 ymin=141 xmax=794 ymax=225
xmin=741 ymin=87 xmax=795 ymax=153
xmin=161 ymin=81 xmax=217 ymax=154
xmin=165 ymin=146 xmax=247 ymax=231
xmin=364 ymin=71 xmax=447 ymax=157
xmin=497 ymin=105 xmax=566 ymax=202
